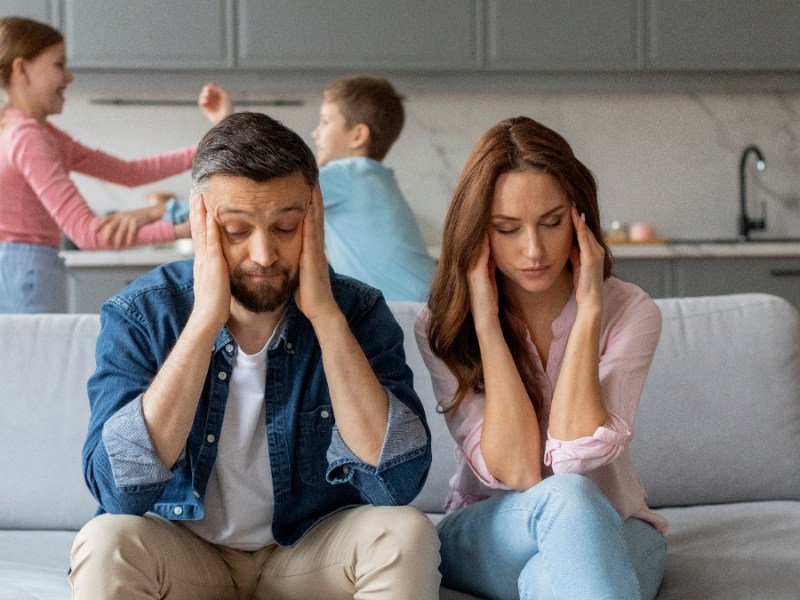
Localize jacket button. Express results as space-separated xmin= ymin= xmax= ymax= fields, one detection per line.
xmin=206 ymin=434 xmax=216 ymax=444
xmin=193 ymin=490 xmax=200 ymax=498
xmin=320 ymin=410 xmax=329 ymax=419
xmin=173 ymin=506 xmax=183 ymax=516
xmin=285 ymin=342 xmax=293 ymax=350
xmin=225 ymin=344 xmax=234 ymax=353
xmin=217 ymin=371 xmax=227 ymax=380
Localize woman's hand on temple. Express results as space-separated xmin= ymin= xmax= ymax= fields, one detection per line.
xmin=569 ymin=205 xmax=605 ymax=308
xmin=467 ymin=233 xmax=500 ymax=330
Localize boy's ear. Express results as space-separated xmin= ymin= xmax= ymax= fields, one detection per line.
xmin=349 ymin=123 xmax=371 ymax=152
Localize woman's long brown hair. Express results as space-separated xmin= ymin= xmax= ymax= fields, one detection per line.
xmin=427 ymin=116 xmax=613 ymax=414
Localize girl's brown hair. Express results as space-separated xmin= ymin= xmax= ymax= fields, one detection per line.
xmin=427 ymin=116 xmax=613 ymax=414
xmin=0 ymin=16 xmax=63 ymax=88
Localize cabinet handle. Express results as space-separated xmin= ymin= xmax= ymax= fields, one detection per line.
xmin=769 ymin=269 xmax=800 ymax=277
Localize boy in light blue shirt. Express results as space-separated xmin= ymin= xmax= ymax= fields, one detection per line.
xmin=310 ymin=75 xmax=434 ymax=301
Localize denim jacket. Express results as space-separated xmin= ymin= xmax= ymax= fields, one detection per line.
xmin=83 ymin=260 xmax=431 ymax=546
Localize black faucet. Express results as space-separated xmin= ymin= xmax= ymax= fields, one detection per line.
xmin=739 ymin=145 xmax=767 ymax=240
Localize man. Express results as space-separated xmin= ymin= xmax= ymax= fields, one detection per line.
xmin=71 ymin=112 xmax=441 ymax=599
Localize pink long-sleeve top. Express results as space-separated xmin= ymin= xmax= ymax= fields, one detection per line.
xmin=0 ymin=105 xmax=194 ymax=249
xmin=414 ymin=276 xmax=668 ymax=533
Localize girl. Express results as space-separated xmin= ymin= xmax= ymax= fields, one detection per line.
xmin=0 ymin=16 xmax=230 ymax=313
xmin=416 ymin=117 xmax=667 ymax=599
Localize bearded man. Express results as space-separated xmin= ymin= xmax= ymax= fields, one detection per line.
xmin=72 ymin=112 xmax=440 ymax=600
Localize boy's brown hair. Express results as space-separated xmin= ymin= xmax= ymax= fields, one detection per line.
xmin=322 ymin=75 xmax=405 ymax=161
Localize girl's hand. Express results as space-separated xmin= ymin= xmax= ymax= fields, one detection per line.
xmin=569 ymin=205 xmax=605 ymax=309
xmin=467 ymin=233 xmax=500 ymax=330
xmin=189 ymin=191 xmax=231 ymax=330
xmin=198 ymin=82 xmax=234 ymax=125
xmin=94 ymin=205 xmax=165 ymax=248
xmin=294 ymin=185 xmax=337 ymax=323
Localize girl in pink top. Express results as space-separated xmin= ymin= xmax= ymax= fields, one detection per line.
xmin=0 ymin=17 xmax=230 ymax=313
xmin=416 ymin=117 xmax=667 ymax=600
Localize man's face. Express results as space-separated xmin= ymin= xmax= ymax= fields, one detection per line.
xmin=202 ymin=172 xmax=311 ymax=313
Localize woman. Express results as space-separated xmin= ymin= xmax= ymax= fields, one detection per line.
xmin=0 ymin=16 xmax=230 ymax=313
xmin=415 ymin=116 xmax=667 ymax=599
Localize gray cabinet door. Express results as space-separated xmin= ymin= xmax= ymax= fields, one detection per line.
xmin=613 ymin=258 xmax=672 ymax=298
xmin=64 ymin=0 xmax=234 ymax=69
xmin=647 ymin=0 xmax=800 ymax=71
xmin=66 ymin=266 xmax=151 ymax=313
xmin=485 ymin=0 xmax=643 ymax=71
xmin=237 ymin=0 xmax=481 ymax=70
xmin=674 ymin=257 xmax=800 ymax=310
xmin=0 ymin=0 xmax=59 ymax=25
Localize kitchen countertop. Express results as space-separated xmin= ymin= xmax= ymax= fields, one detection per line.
xmin=60 ymin=244 xmax=193 ymax=267
xmin=610 ymin=241 xmax=800 ymax=259
xmin=60 ymin=241 xmax=800 ymax=268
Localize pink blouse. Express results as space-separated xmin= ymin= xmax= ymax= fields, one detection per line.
xmin=0 ymin=105 xmax=194 ymax=249
xmin=414 ymin=277 xmax=668 ymax=533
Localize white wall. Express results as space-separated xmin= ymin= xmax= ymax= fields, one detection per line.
xmin=52 ymin=81 xmax=800 ymax=246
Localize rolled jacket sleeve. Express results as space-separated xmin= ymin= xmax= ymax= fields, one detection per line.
xmin=102 ymin=395 xmax=176 ymax=487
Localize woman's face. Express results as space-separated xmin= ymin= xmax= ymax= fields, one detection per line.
xmin=488 ymin=169 xmax=574 ymax=299
xmin=22 ymin=41 xmax=72 ymax=120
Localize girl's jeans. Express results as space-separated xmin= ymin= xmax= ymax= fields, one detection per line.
xmin=437 ymin=473 xmax=666 ymax=600
xmin=0 ymin=242 xmax=67 ymax=313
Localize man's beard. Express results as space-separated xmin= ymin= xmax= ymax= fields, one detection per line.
xmin=229 ymin=264 xmax=298 ymax=313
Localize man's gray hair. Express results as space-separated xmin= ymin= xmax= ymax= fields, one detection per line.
xmin=191 ymin=111 xmax=319 ymax=189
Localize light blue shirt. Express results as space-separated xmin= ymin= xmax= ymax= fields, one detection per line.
xmin=320 ymin=157 xmax=435 ymax=302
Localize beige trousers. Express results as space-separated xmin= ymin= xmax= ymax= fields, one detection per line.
xmin=69 ymin=505 xmax=441 ymax=600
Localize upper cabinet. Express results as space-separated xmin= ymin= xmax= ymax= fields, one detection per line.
xmin=486 ymin=0 xmax=643 ymax=71
xmin=0 ymin=0 xmax=60 ymax=25
xmin=63 ymin=0 xmax=234 ymax=70
xmin=7 ymin=0 xmax=800 ymax=78
xmin=237 ymin=0 xmax=481 ymax=71
xmin=647 ymin=0 xmax=800 ymax=71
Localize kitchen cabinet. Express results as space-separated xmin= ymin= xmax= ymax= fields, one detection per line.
xmin=66 ymin=265 xmax=151 ymax=313
xmin=613 ymin=258 xmax=672 ymax=299
xmin=0 ymin=0 xmax=59 ymax=24
xmin=237 ymin=0 xmax=480 ymax=71
xmin=647 ymin=0 xmax=800 ymax=71
xmin=63 ymin=0 xmax=234 ymax=69
xmin=674 ymin=257 xmax=800 ymax=309
xmin=486 ymin=0 xmax=643 ymax=71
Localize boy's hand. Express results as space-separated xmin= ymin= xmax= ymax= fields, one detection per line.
xmin=189 ymin=191 xmax=231 ymax=330
xmin=294 ymin=185 xmax=338 ymax=322
xmin=198 ymin=82 xmax=234 ymax=125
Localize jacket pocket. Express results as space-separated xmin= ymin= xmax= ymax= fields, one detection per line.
xmin=298 ymin=404 xmax=334 ymax=484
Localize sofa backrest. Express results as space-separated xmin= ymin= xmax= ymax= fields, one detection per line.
xmin=3 ymin=294 xmax=798 ymax=530
xmin=0 ymin=314 xmax=99 ymax=530
xmin=631 ymin=294 xmax=800 ymax=507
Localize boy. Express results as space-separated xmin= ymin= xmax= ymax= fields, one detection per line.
xmin=311 ymin=75 xmax=435 ymax=301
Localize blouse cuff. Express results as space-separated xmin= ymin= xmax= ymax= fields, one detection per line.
xmin=544 ymin=412 xmax=632 ymax=474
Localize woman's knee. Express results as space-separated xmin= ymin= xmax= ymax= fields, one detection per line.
xmin=521 ymin=474 xmax=619 ymax=521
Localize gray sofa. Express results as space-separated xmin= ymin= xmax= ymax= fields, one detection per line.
xmin=2 ymin=293 xmax=799 ymax=599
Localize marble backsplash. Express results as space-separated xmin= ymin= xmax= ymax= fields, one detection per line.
xmin=53 ymin=86 xmax=800 ymax=247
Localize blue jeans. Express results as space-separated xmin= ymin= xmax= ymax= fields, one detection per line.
xmin=437 ymin=474 xmax=666 ymax=600
xmin=0 ymin=242 xmax=67 ymax=313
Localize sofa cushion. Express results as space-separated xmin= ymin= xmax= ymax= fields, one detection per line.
xmin=0 ymin=530 xmax=74 ymax=599
xmin=0 ymin=314 xmax=99 ymax=530
xmin=631 ymin=294 xmax=800 ymax=507
xmin=654 ymin=501 xmax=800 ymax=600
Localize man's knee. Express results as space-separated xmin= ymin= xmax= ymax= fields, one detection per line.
xmin=355 ymin=505 xmax=440 ymax=560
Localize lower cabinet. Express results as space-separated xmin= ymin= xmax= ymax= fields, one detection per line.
xmin=67 ymin=266 xmax=151 ymax=313
xmin=615 ymin=255 xmax=800 ymax=312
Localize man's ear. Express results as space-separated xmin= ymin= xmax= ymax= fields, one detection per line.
xmin=349 ymin=123 xmax=371 ymax=153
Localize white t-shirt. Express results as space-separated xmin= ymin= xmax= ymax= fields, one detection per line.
xmin=184 ymin=335 xmax=275 ymax=550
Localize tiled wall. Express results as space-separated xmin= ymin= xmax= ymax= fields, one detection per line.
xmin=54 ymin=85 xmax=800 ymax=246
